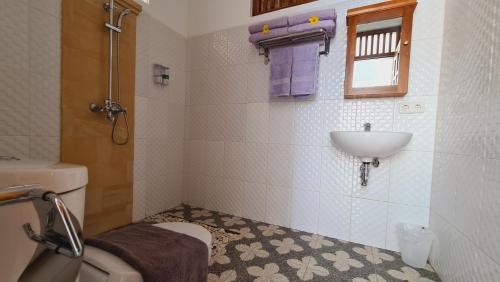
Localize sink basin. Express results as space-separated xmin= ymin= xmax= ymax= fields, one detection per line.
xmin=330 ymin=131 xmax=412 ymax=162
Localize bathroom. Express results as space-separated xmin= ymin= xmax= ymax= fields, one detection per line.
xmin=0 ymin=0 xmax=498 ymax=281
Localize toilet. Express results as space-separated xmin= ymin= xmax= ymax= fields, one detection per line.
xmin=0 ymin=160 xmax=211 ymax=282
xmin=0 ymin=160 xmax=88 ymax=281
xmin=81 ymin=222 xmax=212 ymax=282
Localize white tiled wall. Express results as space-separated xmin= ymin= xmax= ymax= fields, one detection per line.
xmin=429 ymin=0 xmax=500 ymax=280
xmin=133 ymin=12 xmax=187 ymax=221
xmin=0 ymin=0 xmax=61 ymax=161
xmin=184 ymin=0 xmax=444 ymax=251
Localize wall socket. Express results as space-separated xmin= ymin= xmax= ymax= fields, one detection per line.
xmin=399 ymin=102 xmax=425 ymax=114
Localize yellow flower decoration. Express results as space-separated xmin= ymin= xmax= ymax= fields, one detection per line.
xmin=309 ymin=16 xmax=320 ymax=26
xmin=262 ymin=24 xmax=270 ymax=33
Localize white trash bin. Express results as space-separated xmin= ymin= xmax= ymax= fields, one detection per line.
xmin=399 ymin=224 xmax=433 ymax=268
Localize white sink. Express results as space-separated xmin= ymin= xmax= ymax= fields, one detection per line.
xmin=331 ymin=131 xmax=412 ymax=162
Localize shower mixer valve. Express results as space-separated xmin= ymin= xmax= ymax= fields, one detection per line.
xmin=89 ymin=100 xmax=127 ymax=122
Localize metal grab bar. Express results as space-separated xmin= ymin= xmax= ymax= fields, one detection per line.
xmin=0 ymin=185 xmax=84 ymax=258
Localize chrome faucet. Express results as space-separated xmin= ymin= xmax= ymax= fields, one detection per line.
xmin=363 ymin=123 xmax=371 ymax=132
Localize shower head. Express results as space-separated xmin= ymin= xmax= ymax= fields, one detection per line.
xmin=117 ymin=9 xmax=131 ymax=28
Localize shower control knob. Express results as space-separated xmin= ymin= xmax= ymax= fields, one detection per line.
xmin=89 ymin=103 xmax=103 ymax=113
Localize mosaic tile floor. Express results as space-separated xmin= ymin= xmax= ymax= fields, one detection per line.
xmin=150 ymin=205 xmax=441 ymax=282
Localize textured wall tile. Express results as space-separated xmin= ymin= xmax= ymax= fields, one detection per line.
xmin=168 ymin=70 xmax=186 ymax=105
xmin=146 ymin=100 xmax=169 ymax=139
xmin=390 ymin=151 xmax=433 ymax=207
xmin=29 ymin=136 xmax=60 ymax=161
xmin=266 ymin=186 xmax=292 ymax=227
xmin=205 ymin=141 xmax=224 ymax=177
xmin=321 ymin=146 xmax=354 ymax=196
xmin=318 ymin=192 xmax=351 ymax=241
xmin=166 ymin=102 xmax=185 ymax=141
xmin=204 ymin=176 xmax=225 ymax=212
xmin=242 ymin=182 xmax=267 ymax=221
xmin=268 ymin=102 xmax=295 ymax=144
xmin=206 ymin=105 xmax=226 ymax=141
xmin=453 ymin=156 xmax=483 ymax=242
xmin=430 ymin=153 xmax=457 ymax=223
xmin=135 ymin=97 xmax=149 ymax=139
xmin=223 ymin=65 xmax=248 ymax=103
xmin=189 ymin=69 xmax=211 ymax=105
xmin=412 ymin=0 xmax=445 ymax=40
xmin=355 ymin=98 xmax=395 ymax=131
xmin=294 ymin=100 xmax=325 ymax=146
xmin=317 ymin=43 xmax=346 ymax=100
xmin=208 ymin=30 xmax=229 ymax=68
xmin=165 ymin=173 xmax=183 ymax=209
xmin=228 ymin=26 xmax=253 ymax=66
xmin=189 ymin=35 xmax=210 ymax=70
xmin=223 ymin=103 xmax=247 ymax=142
xmin=0 ymin=67 xmax=30 ymax=136
xmin=290 ymin=189 xmax=319 ymax=234
xmin=29 ymin=8 xmax=60 ymax=77
xmin=224 ymin=142 xmax=246 ymax=181
xmin=165 ymin=140 xmax=184 ymax=175
xmin=478 ymin=158 xmax=500 ymax=264
xmin=133 ymin=179 xmax=147 ymax=222
xmin=245 ymin=142 xmax=268 ymax=184
xmin=246 ymin=63 xmax=270 ymax=103
xmin=221 ymin=179 xmax=244 ymax=216
xmin=0 ymin=0 xmax=29 ymax=69
xmin=266 ymin=144 xmax=294 ymax=188
xmin=134 ymin=138 xmax=147 ymax=181
xmin=246 ymin=103 xmax=269 ymax=143
xmin=292 ymin=145 xmax=322 ymax=191
xmin=350 ymin=198 xmax=388 ymax=248
xmin=407 ymin=38 xmax=442 ymax=97
xmin=323 ymin=99 xmax=357 ymax=145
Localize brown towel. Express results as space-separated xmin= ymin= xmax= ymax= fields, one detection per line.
xmin=85 ymin=223 xmax=208 ymax=282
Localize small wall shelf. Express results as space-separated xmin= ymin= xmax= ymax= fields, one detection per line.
xmin=257 ymin=28 xmax=331 ymax=64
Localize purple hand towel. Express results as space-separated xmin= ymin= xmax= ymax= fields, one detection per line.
xmin=291 ymin=42 xmax=320 ymax=96
xmin=249 ymin=17 xmax=289 ymax=34
xmin=288 ymin=20 xmax=336 ymax=36
xmin=249 ymin=27 xmax=290 ymax=45
xmin=270 ymin=46 xmax=293 ymax=97
xmin=288 ymin=9 xmax=337 ymax=26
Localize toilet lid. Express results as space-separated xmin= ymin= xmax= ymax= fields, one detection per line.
xmin=82 ymin=222 xmax=212 ymax=278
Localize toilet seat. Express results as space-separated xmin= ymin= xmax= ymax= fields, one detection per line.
xmin=80 ymin=222 xmax=212 ymax=282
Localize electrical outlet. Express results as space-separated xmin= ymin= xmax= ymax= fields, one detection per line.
xmin=399 ymin=102 xmax=425 ymax=114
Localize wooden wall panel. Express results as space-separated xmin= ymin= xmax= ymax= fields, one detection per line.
xmin=61 ymin=0 xmax=141 ymax=237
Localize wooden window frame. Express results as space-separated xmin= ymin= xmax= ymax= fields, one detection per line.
xmin=344 ymin=0 xmax=417 ymax=99
xmin=252 ymin=0 xmax=318 ymax=17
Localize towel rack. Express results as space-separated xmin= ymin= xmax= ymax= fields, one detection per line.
xmin=257 ymin=29 xmax=331 ymax=64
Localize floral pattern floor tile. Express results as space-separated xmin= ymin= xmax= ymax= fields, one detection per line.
xmin=156 ymin=205 xmax=441 ymax=282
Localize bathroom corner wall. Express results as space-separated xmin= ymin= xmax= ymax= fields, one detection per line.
xmin=429 ymin=0 xmax=500 ymax=279
xmin=132 ymin=12 xmax=188 ymax=221
xmin=183 ymin=0 xmax=444 ymax=251
xmin=0 ymin=0 xmax=61 ymax=161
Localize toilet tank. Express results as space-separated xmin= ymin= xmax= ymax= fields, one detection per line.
xmin=0 ymin=160 xmax=88 ymax=281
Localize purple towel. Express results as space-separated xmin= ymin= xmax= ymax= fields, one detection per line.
xmin=249 ymin=27 xmax=290 ymax=44
xmin=248 ymin=17 xmax=289 ymax=34
xmin=288 ymin=20 xmax=336 ymax=36
xmin=291 ymin=42 xmax=320 ymax=96
xmin=270 ymin=46 xmax=293 ymax=97
xmin=288 ymin=9 xmax=337 ymax=26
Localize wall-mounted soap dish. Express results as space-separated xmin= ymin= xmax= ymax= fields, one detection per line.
xmin=153 ymin=64 xmax=169 ymax=86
